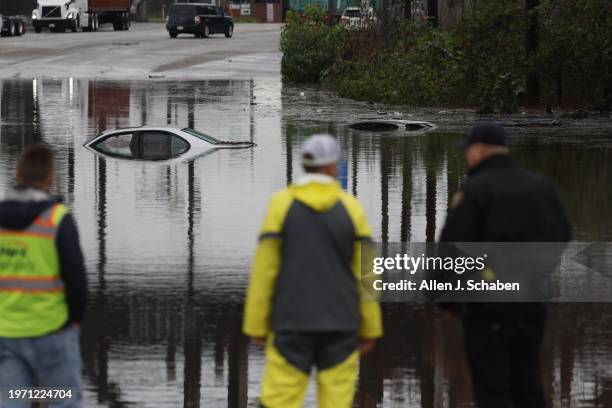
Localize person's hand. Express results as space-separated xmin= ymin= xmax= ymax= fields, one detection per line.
xmin=358 ymin=338 xmax=375 ymax=355
xmin=251 ymin=337 xmax=267 ymax=347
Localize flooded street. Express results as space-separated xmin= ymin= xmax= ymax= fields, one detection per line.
xmin=1 ymin=78 xmax=612 ymax=407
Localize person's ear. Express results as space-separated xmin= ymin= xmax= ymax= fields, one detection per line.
xmin=464 ymin=147 xmax=474 ymax=168
xmin=464 ymin=144 xmax=482 ymax=169
xmin=473 ymin=145 xmax=483 ymax=162
xmin=43 ymin=171 xmax=54 ymax=192
xmin=326 ymin=162 xmax=338 ymax=178
xmin=16 ymin=170 xmax=23 ymax=185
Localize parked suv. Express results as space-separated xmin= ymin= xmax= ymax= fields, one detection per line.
xmin=166 ymin=3 xmax=233 ymax=38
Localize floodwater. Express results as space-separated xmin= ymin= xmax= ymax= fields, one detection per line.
xmin=1 ymin=78 xmax=612 ymax=407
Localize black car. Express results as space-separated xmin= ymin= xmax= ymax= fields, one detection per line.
xmin=166 ymin=3 xmax=233 ymax=38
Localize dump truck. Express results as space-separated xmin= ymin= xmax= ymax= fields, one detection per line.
xmin=32 ymin=0 xmax=131 ymax=33
xmin=0 ymin=0 xmax=30 ymax=37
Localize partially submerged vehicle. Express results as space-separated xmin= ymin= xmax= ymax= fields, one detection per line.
xmin=85 ymin=126 xmax=255 ymax=162
xmin=348 ymin=119 xmax=437 ymax=133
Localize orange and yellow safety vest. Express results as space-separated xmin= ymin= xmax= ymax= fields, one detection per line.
xmin=0 ymin=203 xmax=69 ymax=338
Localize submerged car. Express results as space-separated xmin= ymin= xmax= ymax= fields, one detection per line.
xmin=348 ymin=119 xmax=437 ymax=133
xmin=166 ymin=3 xmax=233 ymax=38
xmin=85 ymin=126 xmax=254 ymax=162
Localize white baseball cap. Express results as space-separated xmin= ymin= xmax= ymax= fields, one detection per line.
xmin=301 ymin=134 xmax=341 ymax=167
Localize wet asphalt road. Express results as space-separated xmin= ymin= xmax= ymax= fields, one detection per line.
xmin=0 ymin=22 xmax=282 ymax=80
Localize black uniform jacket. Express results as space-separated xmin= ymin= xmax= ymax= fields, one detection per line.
xmin=438 ymin=154 xmax=571 ymax=318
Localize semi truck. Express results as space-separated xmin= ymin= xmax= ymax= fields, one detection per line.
xmin=32 ymin=0 xmax=131 ymax=33
xmin=0 ymin=0 xmax=31 ymax=37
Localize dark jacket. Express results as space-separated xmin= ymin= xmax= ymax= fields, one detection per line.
xmin=439 ymin=154 xmax=571 ymax=317
xmin=0 ymin=187 xmax=87 ymax=325
xmin=440 ymin=154 xmax=571 ymax=243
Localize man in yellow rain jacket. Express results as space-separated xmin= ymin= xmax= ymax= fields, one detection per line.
xmin=243 ymin=134 xmax=382 ymax=408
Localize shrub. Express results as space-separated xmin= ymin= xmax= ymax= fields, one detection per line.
xmin=281 ymin=0 xmax=612 ymax=109
xmin=538 ymin=0 xmax=612 ymax=109
xmin=452 ymin=1 xmax=525 ymax=110
xmin=280 ymin=6 xmax=345 ymax=83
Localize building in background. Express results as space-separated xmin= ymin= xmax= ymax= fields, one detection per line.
xmin=138 ymin=0 xmax=471 ymax=27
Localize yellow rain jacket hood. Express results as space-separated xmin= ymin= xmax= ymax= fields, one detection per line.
xmin=288 ymin=174 xmax=343 ymax=212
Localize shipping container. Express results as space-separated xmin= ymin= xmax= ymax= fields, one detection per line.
xmin=89 ymin=0 xmax=131 ymax=13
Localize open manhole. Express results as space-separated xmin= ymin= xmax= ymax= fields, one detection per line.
xmin=348 ymin=119 xmax=436 ymax=133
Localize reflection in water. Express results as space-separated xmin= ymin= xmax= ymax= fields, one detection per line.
xmin=184 ymin=159 xmax=202 ymax=408
xmin=1 ymin=78 xmax=612 ymax=407
xmin=400 ymin=139 xmax=412 ymax=243
xmin=380 ymin=140 xmax=391 ymax=244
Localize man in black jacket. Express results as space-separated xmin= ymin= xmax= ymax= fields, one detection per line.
xmin=439 ymin=123 xmax=571 ymax=408
xmin=0 ymin=144 xmax=87 ymax=407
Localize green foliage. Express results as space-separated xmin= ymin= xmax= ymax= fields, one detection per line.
xmin=281 ymin=0 xmax=612 ymax=109
xmin=329 ymin=24 xmax=466 ymax=105
xmin=538 ymin=0 xmax=612 ymax=109
xmin=281 ymin=6 xmax=345 ymax=83
xmin=453 ymin=1 xmax=526 ymax=110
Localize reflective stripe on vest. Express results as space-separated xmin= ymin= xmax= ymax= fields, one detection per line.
xmin=0 ymin=203 xmax=70 ymax=338
xmin=0 ymin=276 xmax=65 ymax=293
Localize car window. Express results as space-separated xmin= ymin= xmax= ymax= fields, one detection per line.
xmin=139 ymin=131 xmax=189 ymax=160
xmin=94 ymin=133 xmax=136 ymax=157
xmin=169 ymin=5 xmax=196 ymax=15
xmin=172 ymin=135 xmax=190 ymax=155
xmin=344 ymin=9 xmax=361 ymax=17
xmin=198 ymin=6 xmax=217 ymax=15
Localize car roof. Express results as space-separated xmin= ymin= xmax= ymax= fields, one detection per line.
xmin=101 ymin=125 xmax=184 ymax=134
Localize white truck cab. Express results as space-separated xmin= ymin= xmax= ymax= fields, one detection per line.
xmin=32 ymin=0 xmax=91 ymax=32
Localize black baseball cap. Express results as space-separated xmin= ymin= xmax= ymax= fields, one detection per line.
xmin=456 ymin=122 xmax=508 ymax=149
